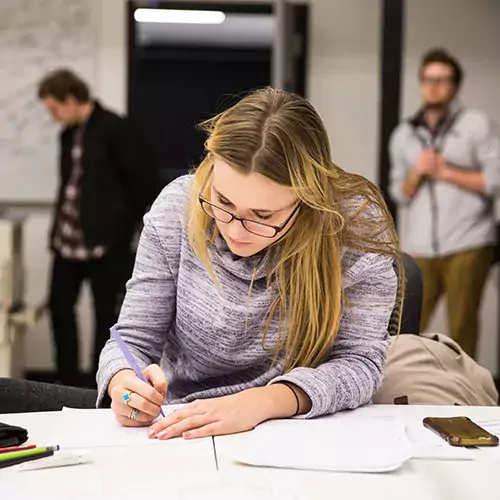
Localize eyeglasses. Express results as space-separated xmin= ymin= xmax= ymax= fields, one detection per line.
xmin=421 ymin=76 xmax=454 ymax=86
xmin=199 ymin=196 xmax=301 ymax=238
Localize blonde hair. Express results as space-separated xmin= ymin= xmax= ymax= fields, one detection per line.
xmin=188 ymin=87 xmax=403 ymax=372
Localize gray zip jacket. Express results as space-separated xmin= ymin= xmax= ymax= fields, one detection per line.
xmin=97 ymin=175 xmax=397 ymax=418
xmin=389 ymin=101 xmax=500 ymax=258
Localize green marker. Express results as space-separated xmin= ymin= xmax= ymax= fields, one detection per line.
xmin=0 ymin=445 xmax=59 ymax=461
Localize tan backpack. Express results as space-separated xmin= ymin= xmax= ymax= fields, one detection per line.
xmin=373 ymin=333 xmax=498 ymax=406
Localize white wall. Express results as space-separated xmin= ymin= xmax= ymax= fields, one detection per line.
xmin=95 ymin=0 xmax=127 ymax=114
xmin=308 ymin=0 xmax=382 ymax=183
xmin=402 ymin=0 xmax=500 ymax=375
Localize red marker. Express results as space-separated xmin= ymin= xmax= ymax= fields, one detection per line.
xmin=0 ymin=444 xmax=36 ymax=454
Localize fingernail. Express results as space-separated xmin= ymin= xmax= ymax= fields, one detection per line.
xmin=157 ymin=429 xmax=168 ymax=439
xmin=148 ymin=429 xmax=157 ymax=438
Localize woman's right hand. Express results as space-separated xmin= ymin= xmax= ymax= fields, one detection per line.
xmin=108 ymin=364 xmax=168 ymax=427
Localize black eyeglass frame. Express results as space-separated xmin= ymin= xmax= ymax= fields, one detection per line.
xmin=198 ymin=173 xmax=301 ymax=238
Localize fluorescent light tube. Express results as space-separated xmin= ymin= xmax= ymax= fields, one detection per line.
xmin=134 ymin=8 xmax=226 ymax=25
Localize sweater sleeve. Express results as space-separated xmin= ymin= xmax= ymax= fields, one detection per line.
xmin=95 ymin=177 xmax=189 ymax=407
xmin=475 ymin=115 xmax=500 ymax=196
xmin=269 ymin=250 xmax=397 ymax=418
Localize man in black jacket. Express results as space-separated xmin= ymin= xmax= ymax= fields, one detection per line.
xmin=38 ymin=69 xmax=162 ymax=386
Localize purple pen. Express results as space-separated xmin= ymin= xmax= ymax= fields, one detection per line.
xmin=110 ymin=325 xmax=166 ymax=417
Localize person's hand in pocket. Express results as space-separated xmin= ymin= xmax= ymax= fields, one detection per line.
xmin=108 ymin=364 xmax=167 ymax=427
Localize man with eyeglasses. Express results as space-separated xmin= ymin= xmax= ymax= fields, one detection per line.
xmin=389 ymin=48 xmax=500 ymax=358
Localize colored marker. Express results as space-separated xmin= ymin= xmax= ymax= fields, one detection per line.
xmin=0 ymin=445 xmax=59 ymax=462
xmin=0 ymin=444 xmax=36 ymax=454
xmin=111 ymin=325 xmax=166 ymax=417
xmin=0 ymin=450 xmax=55 ymax=470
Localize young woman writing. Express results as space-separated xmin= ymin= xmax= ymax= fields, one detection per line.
xmin=97 ymin=87 xmax=402 ymax=440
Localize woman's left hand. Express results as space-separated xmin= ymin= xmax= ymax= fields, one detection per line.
xmin=148 ymin=385 xmax=295 ymax=440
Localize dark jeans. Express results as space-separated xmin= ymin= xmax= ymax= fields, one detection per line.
xmin=49 ymin=245 xmax=133 ymax=386
xmin=0 ymin=379 xmax=98 ymax=414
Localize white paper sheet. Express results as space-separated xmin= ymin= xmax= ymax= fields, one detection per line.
xmin=405 ymin=421 xmax=475 ymax=460
xmin=56 ymin=406 xmax=201 ymax=449
xmin=234 ymin=416 xmax=412 ymax=473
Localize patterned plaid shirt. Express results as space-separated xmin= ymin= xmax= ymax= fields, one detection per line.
xmin=53 ymin=127 xmax=107 ymax=261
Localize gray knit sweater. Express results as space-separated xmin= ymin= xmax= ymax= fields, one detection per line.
xmin=97 ymin=176 xmax=397 ymax=418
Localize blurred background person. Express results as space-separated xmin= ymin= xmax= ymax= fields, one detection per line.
xmin=389 ymin=48 xmax=500 ymax=358
xmin=38 ymin=69 xmax=161 ymax=387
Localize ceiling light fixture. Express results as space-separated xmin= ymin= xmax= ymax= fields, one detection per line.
xmin=134 ymin=8 xmax=226 ymax=25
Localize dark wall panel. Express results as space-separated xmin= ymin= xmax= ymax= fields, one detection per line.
xmin=130 ymin=46 xmax=271 ymax=183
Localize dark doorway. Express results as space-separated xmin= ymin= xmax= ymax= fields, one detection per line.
xmin=127 ymin=1 xmax=308 ymax=185
xmin=377 ymin=0 xmax=404 ymax=225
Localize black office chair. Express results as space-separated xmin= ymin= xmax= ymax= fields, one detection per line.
xmin=0 ymin=378 xmax=97 ymax=414
xmin=392 ymin=252 xmax=423 ymax=335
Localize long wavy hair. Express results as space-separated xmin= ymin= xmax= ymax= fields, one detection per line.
xmin=187 ymin=87 xmax=403 ymax=372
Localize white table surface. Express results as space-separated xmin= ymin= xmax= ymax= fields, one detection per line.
xmin=0 ymin=409 xmax=218 ymax=499
xmin=213 ymin=405 xmax=500 ymax=500
xmin=1 ymin=405 xmax=499 ymax=500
